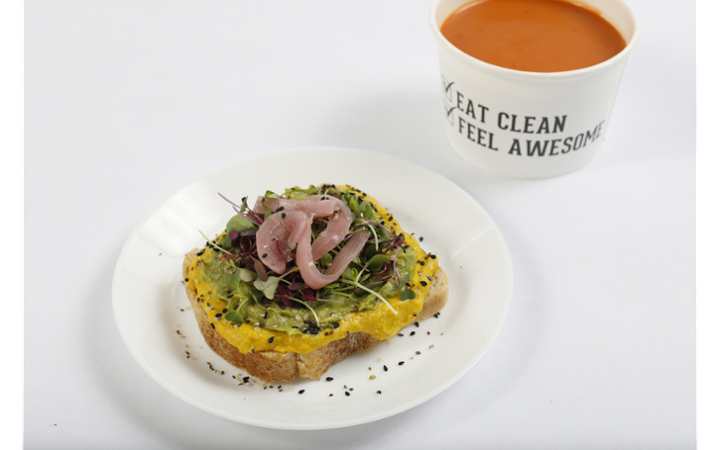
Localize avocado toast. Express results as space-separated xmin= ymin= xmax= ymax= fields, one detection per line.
xmin=182 ymin=184 xmax=449 ymax=382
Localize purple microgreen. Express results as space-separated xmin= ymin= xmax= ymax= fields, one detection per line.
xmin=253 ymin=258 xmax=268 ymax=282
xmin=218 ymin=192 xmax=243 ymax=210
xmin=301 ymin=288 xmax=316 ymax=301
xmin=287 ymin=282 xmax=305 ymax=291
xmin=233 ymin=206 xmax=263 ymax=226
xmin=229 ymin=230 xmax=240 ymax=240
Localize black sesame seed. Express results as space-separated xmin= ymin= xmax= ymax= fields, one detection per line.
xmin=430 ymin=254 xmax=437 ymax=259
xmin=276 ymin=206 xmax=284 ymax=212
xmin=410 ymin=331 xmax=416 ymax=336
xmin=268 ymin=337 xmax=274 ymax=343
xmin=211 ymin=323 xmax=215 ymax=329
xmin=415 ymin=322 xmax=419 ymax=327
xmin=419 ymin=237 xmax=424 ymax=242
xmin=377 ymin=390 xmax=382 ymax=394
xmin=184 ymin=278 xmax=189 ymax=282
xmin=215 ymin=313 xmax=222 ymax=318
xmin=282 ymin=213 xmax=286 ymax=219
xmin=383 ymin=365 xmax=388 ymax=372
xmin=227 ymin=294 xmax=234 ymax=299
xmin=264 ymin=311 xmax=268 ymax=319
xmin=398 ymin=333 xmax=404 ymax=337
xmin=299 ymin=390 xmax=305 ymax=394
xmin=262 ymin=253 xmax=268 ymax=258
xmin=420 ymin=281 xmax=428 ymax=286
xmin=419 ymin=261 xmax=425 ymax=265
xmin=398 ymin=361 xmax=405 ymax=366
xmin=345 ymin=391 xmax=350 ymax=397
xmin=326 ymin=377 xmax=334 ymax=382
xmin=222 ymin=308 xmax=227 ymax=313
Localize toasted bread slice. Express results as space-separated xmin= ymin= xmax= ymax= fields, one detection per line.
xmin=183 ymin=250 xmax=448 ymax=382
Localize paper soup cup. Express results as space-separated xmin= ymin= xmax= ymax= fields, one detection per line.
xmin=430 ymin=0 xmax=639 ymax=179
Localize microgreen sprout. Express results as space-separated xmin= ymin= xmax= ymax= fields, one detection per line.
xmin=289 ymin=297 xmax=320 ymax=326
xmin=358 ymin=218 xmax=380 ymax=252
xmin=339 ymin=269 xmax=398 ymax=315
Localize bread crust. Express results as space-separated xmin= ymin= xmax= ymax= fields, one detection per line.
xmin=183 ymin=249 xmax=449 ymax=382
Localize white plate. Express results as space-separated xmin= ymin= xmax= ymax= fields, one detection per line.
xmin=112 ymin=148 xmax=513 ymax=430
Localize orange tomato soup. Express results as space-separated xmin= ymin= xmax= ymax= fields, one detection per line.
xmin=440 ymin=0 xmax=626 ymax=72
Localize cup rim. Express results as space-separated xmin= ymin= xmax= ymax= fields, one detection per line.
xmin=429 ymin=0 xmax=640 ymax=80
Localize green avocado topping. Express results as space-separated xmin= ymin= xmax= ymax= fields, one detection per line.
xmin=199 ymin=185 xmax=417 ymax=336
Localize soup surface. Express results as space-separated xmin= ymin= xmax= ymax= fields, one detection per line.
xmin=440 ymin=0 xmax=626 ymax=72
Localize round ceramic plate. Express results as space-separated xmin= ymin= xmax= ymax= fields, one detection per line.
xmin=112 ymin=148 xmax=513 ymax=430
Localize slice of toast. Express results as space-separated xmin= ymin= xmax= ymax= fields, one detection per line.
xmin=183 ymin=250 xmax=449 ymax=382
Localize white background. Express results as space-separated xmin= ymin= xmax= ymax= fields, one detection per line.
xmin=24 ymin=0 xmax=696 ymax=449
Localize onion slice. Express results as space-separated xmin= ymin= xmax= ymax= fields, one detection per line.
xmin=253 ymin=196 xmax=335 ymax=216
xmin=304 ymin=195 xmax=353 ymax=260
xmin=255 ymin=210 xmax=308 ymax=274
xmin=296 ymin=214 xmax=370 ymax=290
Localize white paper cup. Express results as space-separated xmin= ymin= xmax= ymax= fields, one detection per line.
xmin=430 ymin=0 xmax=639 ymax=179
